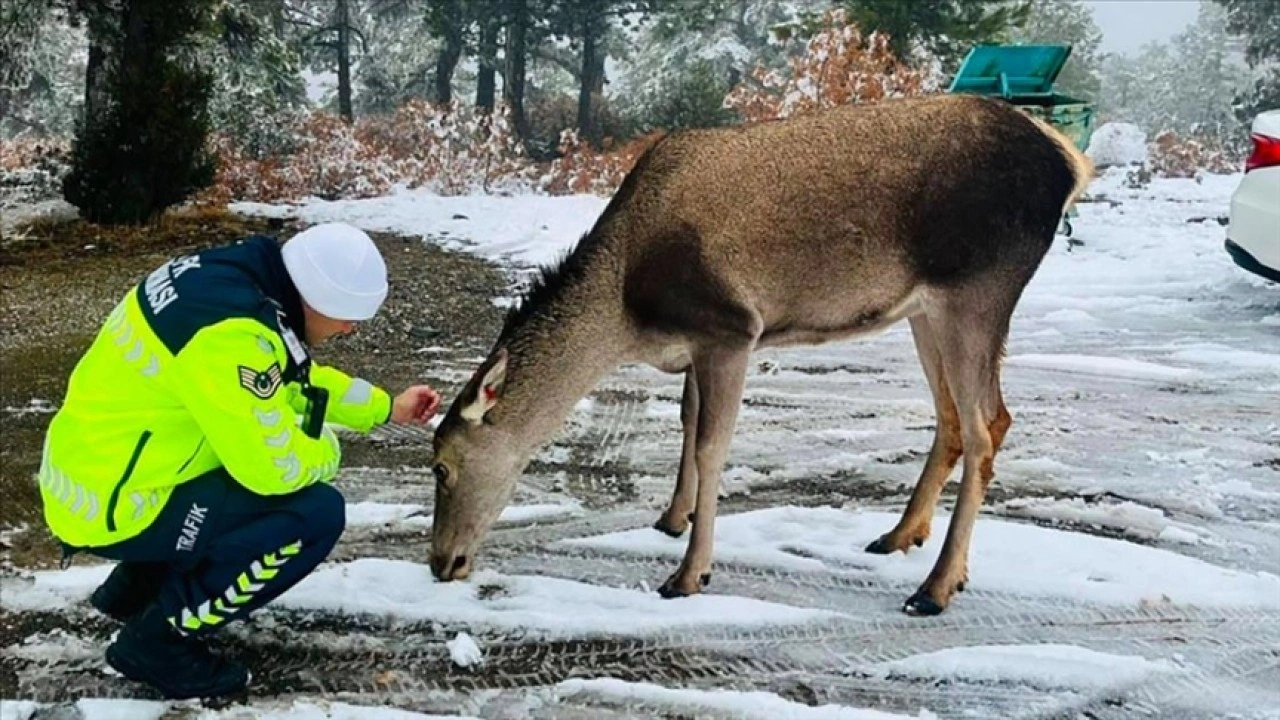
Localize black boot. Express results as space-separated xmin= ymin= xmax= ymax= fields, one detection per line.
xmin=105 ymin=603 xmax=250 ymax=699
xmin=90 ymin=561 xmax=169 ymax=622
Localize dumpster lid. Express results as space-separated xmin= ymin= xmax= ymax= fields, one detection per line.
xmin=948 ymin=44 xmax=1073 ymax=98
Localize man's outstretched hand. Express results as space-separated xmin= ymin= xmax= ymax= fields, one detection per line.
xmin=390 ymin=385 xmax=442 ymax=425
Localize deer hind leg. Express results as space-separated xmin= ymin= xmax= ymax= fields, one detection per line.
xmin=658 ymin=345 xmax=751 ymax=598
xmin=903 ymin=283 xmax=1019 ymax=616
xmin=867 ymin=314 xmax=963 ymax=555
xmin=655 ymin=369 xmax=699 ymax=537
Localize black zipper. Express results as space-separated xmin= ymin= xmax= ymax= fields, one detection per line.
xmin=106 ymin=430 xmax=152 ymax=532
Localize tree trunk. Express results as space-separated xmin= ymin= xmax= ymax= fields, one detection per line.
xmin=83 ymin=39 xmax=108 ymax=124
xmin=434 ymin=0 xmax=463 ymax=105
xmin=475 ymin=19 xmax=498 ymax=110
xmin=728 ymin=0 xmax=748 ymax=88
xmin=577 ymin=11 xmax=605 ymax=148
xmin=503 ymin=0 xmax=529 ymax=140
xmin=336 ymin=0 xmax=353 ymax=121
xmin=80 ymin=1 xmax=117 ymax=127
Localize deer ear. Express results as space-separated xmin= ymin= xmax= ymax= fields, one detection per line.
xmin=460 ymin=348 xmax=508 ymax=424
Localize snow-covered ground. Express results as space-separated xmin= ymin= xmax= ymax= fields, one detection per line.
xmin=5 ymin=168 xmax=1278 ymax=719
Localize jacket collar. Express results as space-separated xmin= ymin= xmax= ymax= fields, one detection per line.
xmin=245 ymin=235 xmax=308 ymax=344
xmin=258 ymin=233 xmax=308 ymax=338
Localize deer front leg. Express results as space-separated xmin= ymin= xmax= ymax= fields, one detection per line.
xmin=659 ymin=347 xmax=750 ymax=598
xmin=655 ymin=370 xmax=699 ymax=538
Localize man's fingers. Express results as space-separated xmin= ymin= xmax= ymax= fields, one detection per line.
xmin=420 ymin=398 xmax=440 ymax=421
xmin=390 ymin=388 xmax=440 ymax=425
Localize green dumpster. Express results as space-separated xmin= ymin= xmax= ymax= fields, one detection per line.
xmin=948 ymin=44 xmax=1095 ymax=235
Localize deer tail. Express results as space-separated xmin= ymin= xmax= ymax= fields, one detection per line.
xmin=1027 ymin=114 xmax=1096 ymax=216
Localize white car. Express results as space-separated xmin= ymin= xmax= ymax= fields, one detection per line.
xmin=1226 ymin=109 xmax=1280 ymax=283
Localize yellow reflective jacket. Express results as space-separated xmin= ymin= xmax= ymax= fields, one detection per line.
xmin=39 ymin=236 xmax=392 ymax=548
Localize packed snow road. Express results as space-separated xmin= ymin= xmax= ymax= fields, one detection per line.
xmin=3 ymin=169 xmax=1278 ymax=719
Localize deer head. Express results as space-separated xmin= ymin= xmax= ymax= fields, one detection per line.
xmin=428 ymin=347 xmax=522 ymax=582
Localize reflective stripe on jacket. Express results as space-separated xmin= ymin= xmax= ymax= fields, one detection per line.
xmin=40 ymin=236 xmax=391 ymax=548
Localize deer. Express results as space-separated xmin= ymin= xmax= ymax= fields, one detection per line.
xmin=427 ymin=92 xmax=1092 ymax=615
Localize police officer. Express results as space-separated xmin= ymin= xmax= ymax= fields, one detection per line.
xmin=38 ymin=222 xmax=441 ymax=699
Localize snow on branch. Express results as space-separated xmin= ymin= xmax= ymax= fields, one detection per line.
xmin=723 ymin=9 xmax=937 ymax=124
xmin=197 ymin=100 xmax=533 ymax=204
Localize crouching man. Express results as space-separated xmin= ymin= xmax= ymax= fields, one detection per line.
xmin=38 ymin=222 xmax=440 ymax=699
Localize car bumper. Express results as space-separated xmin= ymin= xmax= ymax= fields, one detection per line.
xmin=1225 ymin=238 xmax=1280 ymax=283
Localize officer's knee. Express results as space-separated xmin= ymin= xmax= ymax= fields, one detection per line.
xmin=299 ymin=483 xmax=346 ymax=542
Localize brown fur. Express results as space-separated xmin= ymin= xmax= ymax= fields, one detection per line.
xmin=430 ymin=93 xmax=1092 ymax=614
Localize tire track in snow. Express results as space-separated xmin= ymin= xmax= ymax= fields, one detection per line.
xmin=9 ymin=597 xmax=1278 ymax=714
xmin=9 ymin=375 xmax=1280 ymax=715
xmin=9 ymin=501 xmax=1280 ymax=716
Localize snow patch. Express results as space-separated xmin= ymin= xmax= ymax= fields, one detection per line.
xmin=345 ymin=501 xmax=582 ymax=529
xmin=1 ymin=701 xmax=40 ymax=720
xmin=556 ymin=678 xmax=934 ymax=720
xmin=1168 ymin=345 xmax=1280 ymax=376
xmin=231 ymin=190 xmax=609 ymax=269
xmin=274 ymin=560 xmax=842 ymax=637
xmin=871 ymin=643 xmax=1179 ymax=691
xmin=1086 ymin=122 xmax=1148 ymax=167
xmin=994 ymin=496 xmax=1218 ymax=546
xmin=204 ymin=701 xmax=477 ymax=719
xmin=1041 ymin=308 xmax=1099 ymax=326
xmin=1 ymin=398 xmax=56 ymax=416
xmin=75 ymin=699 xmax=168 ymax=720
xmin=0 ymin=563 xmax=111 ymax=611
xmin=3 ymin=560 xmax=838 ymax=639
xmin=8 ymin=629 xmax=101 ymax=663
xmin=345 ymin=502 xmax=428 ymax=527
xmin=1004 ymin=353 xmax=1202 ymax=383
xmin=559 ymin=507 xmax=1280 ymax=608
xmin=446 ymin=632 xmax=484 ymax=667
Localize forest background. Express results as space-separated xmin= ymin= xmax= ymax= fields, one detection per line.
xmin=1 ymin=0 xmax=1276 ymax=224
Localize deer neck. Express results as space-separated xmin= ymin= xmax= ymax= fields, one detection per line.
xmin=494 ymin=263 xmax=630 ymax=453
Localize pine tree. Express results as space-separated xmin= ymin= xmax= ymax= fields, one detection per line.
xmin=1096 ymin=52 xmax=1141 ymax=125
xmin=835 ymin=0 xmax=1031 ymax=68
xmin=1164 ymin=2 xmax=1251 ymax=147
xmin=62 ymin=0 xmax=218 ymax=224
xmin=544 ymin=0 xmax=659 ymax=147
xmin=1097 ymin=3 xmax=1255 ymax=157
xmin=1212 ymin=0 xmax=1280 ymax=122
xmin=355 ymin=2 xmax=440 ymax=115
xmin=0 ymin=1 xmax=86 ymax=138
xmin=205 ymin=0 xmax=307 ymax=157
xmin=616 ymin=0 xmax=822 ymax=132
xmin=285 ymin=0 xmax=365 ymax=121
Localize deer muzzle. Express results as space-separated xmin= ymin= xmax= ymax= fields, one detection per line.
xmin=430 ymin=550 xmax=471 ymax=582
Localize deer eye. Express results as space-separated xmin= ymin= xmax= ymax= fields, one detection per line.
xmin=433 ymin=463 xmax=451 ymax=487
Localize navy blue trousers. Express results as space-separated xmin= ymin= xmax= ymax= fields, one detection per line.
xmin=90 ymin=469 xmax=346 ymax=636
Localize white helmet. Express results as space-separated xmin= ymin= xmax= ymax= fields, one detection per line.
xmin=281 ymin=223 xmax=388 ymax=321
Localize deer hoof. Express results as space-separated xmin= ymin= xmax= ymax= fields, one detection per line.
xmin=653 ymin=510 xmax=692 ymax=538
xmin=902 ymin=590 xmax=946 ymax=617
xmin=657 ymin=580 xmax=694 ymax=599
xmin=652 ymin=518 xmax=686 ymax=538
xmin=657 ymin=570 xmax=708 ymax=599
xmin=865 ymin=530 xmax=927 ymax=555
xmin=864 ymin=535 xmax=897 ymax=554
